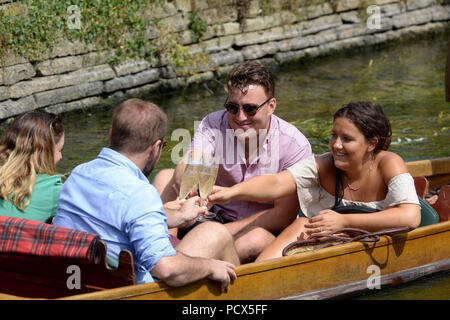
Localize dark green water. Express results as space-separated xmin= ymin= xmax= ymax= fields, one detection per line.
xmin=354 ymin=272 xmax=450 ymax=300
xmin=5 ymin=31 xmax=448 ymax=299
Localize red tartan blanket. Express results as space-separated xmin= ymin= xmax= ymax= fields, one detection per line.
xmin=0 ymin=215 xmax=100 ymax=262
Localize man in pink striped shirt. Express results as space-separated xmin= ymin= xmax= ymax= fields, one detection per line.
xmin=154 ymin=61 xmax=311 ymax=263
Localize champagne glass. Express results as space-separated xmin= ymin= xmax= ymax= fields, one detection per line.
xmin=197 ymin=153 xmax=219 ymax=221
xmin=178 ymin=150 xmax=201 ymax=200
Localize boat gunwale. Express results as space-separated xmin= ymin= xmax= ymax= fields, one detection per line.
xmin=59 ymin=221 xmax=450 ymax=300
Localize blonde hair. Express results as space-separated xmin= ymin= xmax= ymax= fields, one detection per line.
xmin=0 ymin=111 xmax=64 ymax=211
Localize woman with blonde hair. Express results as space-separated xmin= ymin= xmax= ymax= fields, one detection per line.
xmin=0 ymin=111 xmax=64 ymax=223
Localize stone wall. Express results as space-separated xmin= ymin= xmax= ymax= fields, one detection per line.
xmin=0 ymin=0 xmax=449 ymax=119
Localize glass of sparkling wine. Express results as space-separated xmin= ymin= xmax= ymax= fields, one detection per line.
xmin=197 ymin=153 xmax=219 ymax=221
xmin=178 ymin=151 xmax=201 ymax=200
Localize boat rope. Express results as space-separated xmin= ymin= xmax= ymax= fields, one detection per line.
xmin=282 ymin=226 xmax=412 ymax=256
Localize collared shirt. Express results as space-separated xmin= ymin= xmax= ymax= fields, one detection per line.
xmin=0 ymin=174 xmax=62 ymax=224
xmin=54 ymin=147 xmax=176 ymax=284
xmin=191 ymin=110 xmax=312 ymax=221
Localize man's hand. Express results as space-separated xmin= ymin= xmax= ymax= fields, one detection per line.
xmin=164 ymin=196 xmax=207 ymax=229
xmin=207 ymin=259 xmax=237 ymax=293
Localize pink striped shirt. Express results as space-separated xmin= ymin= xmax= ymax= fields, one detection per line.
xmin=191 ymin=110 xmax=312 ymax=221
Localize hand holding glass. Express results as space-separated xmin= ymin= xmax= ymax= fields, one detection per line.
xmin=178 ymin=151 xmax=200 ymax=200
xmin=197 ymin=157 xmax=219 ymax=221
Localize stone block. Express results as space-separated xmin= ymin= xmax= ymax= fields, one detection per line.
xmin=0 ymin=86 xmax=9 ymax=101
xmin=104 ymin=68 xmax=161 ymax=93
xmin=1 ymin=51 xmax=27 ymax=68
xmin=213 ymin=22 xmax=241 ymax=37
xmin=244 ymin=14 xmax=279 ymax=32
xmin=124 ymin=82 xmax=161 ymax=98
xmin=81 ymin=51 xmax=111 ymax=68
xmin=374 ymin=0 xmax=399 ymax=4
xmin=247 ymin=0 xmax=262 ymax=18
xmin=0 ymin=63 xmax=36 ymax=86
xmin=112 ymin=60 xmax=151 ymax=77
xmin=380 ymin=2 xmax=407 ymax=17
xmin=235 ymin=24 xmax=304 ymax=47
xmin=431 ymin=5 xmax=450 ymax=21
xmin=159 ymin=78 xmax=186 ymax=91
xmin=161 ymin=66 xmax=177 ymax=79
xmin=209 ymin=50 xmax=244 ymax=67
xmin=46 ymin=39 xmax=94 ymax=60
xmin=300 ymin=2 xmax=334 ymax=20
xmin=406 ymin=0 xmax=437 ymax=11
xmin=198 ymin=35 xmax=234 ymax=53
xmin=336 ymin=24 xmax=367 ymax=40
xmin=175 ymin=0 xmax=191 ymax=12
xmin=45 ymin=96 xmax=103 ymax=114
xmin=340 ymin=10 xmax=361 ymax=23
xmin=36 ymin=56 xmax=83 ymax=76
xmin=161 ymin=13 xmax=190 ymax=32
xmin=335 ymin=0 xmax=361 ymax=12
xmin=392 ymin=7 xmax=434 ymax=28
xmin=9 ymin=65 xmax=115 ymax=99
xmin=187 ymin=71 xmax=214 ymax=85
xmin=34 ymin=81 xmax=104 ymax=107
xmin=274 ymin=49 xmax=306 ymax=64
xmin=0 ymin=95 xmax=37 ymax=119
xmin=242 ymin=41 xmax=279 ymax=60
xmin=302 ymin=14 xmax=342 ymax=35
xmin=308 ymin=29 xmax=338 ymax=47
xmin=144 ymin=2 xmax=177 ymax=19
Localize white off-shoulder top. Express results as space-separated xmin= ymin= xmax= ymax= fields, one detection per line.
xmin=287 ymin=155 xmax=420 ymax=218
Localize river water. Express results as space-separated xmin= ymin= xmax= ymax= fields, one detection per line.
xmin=7 ymin=31 xmax=450 ymax=299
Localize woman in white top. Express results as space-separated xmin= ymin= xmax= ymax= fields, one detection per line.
xmin=209 ymin=101 xmax=421 ymax=261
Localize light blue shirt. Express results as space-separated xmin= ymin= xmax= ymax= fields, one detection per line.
xmin=54 ymin=147 xmax=177 ymax=284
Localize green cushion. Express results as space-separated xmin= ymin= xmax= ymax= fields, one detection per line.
xmin=418 ymin=196 xmax=439 ymax=227
xmin=106 ymin=255 xmax=119 ymax=269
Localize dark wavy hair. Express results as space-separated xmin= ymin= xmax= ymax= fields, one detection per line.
xmin=333 ymin=101 xmax=392 ymax=151
xmin=227 ymin=61 xmax=275 ymax=98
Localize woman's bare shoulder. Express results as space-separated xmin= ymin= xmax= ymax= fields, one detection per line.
xmin=316 ymin=152 xmax=334 ymax=175
xmin=376 ymin=151 xmax=409 ymax=183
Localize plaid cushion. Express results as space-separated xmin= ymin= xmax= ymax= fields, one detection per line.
xmin=0 ymin=215 xmax=100 ymax=262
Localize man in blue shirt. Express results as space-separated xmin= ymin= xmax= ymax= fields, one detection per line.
xmin=54 ymin=98 xmax=239 ymax=292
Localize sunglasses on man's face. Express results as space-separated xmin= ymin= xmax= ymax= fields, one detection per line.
xmin=160 ymin=138 xmax=168 ymax=150
xmin=224 ymin=96 xmax=272 ymax=117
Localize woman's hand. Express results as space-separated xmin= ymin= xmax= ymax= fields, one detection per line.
xmin=207 ymin=185 xmax=234 ymax=205
xmin=304 ymin=209 xmax=347 ymax=236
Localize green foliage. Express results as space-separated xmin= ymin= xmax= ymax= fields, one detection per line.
xmin=0 ymin=0 xmax=205 ymax=72
xmin=188 ymin=10 xmax=207 ymax=43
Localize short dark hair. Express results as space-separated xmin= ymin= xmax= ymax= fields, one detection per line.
xmin=227 ymin=61 xmax=275 ymax=98
xmin=334 ymin=101 xmax=392 ymax=151
xmin=110 ymin=98 xmax=168 ymax=154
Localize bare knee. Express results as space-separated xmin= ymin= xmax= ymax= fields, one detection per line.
xmin=179 ymin=221 xmax=233 ymax=251
xmin=235 ymin=227 xmax=275 ymax=263
xmin=177 ymin=221 xmax=237 ymax=263
xmin=153 ymin=169 xmax=175 ymax=194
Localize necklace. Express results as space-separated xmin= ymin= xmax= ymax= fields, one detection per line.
xmin=345 ymin=154 xmax=374 ymax=198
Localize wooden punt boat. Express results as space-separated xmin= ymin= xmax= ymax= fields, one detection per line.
xmin=0 ymin=157 xmax=449 ymax=300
